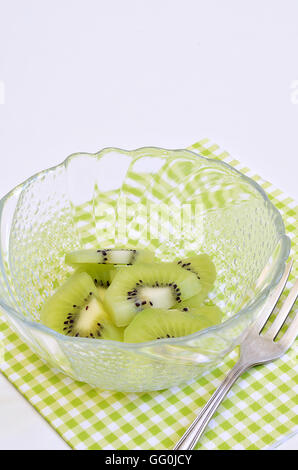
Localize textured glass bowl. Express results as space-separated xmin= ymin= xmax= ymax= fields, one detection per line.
xmin=0 ymin=147 xmax=290 ymax=392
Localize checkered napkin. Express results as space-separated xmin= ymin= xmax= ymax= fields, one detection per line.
xmin=0 ymin=139 xmax=297 ymax=450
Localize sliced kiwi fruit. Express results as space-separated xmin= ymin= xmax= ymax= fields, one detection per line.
xmin=65 ymin=248 xmax=155 ymax=267
xmin=40 ymin=272 xmax=123 ymax=341
xmin=176 ymin=254 xmax=216 ymax=305
xmin=124 ymin=308 xmax=212 ymax=343
xmin=174 ymin=293 xmax=222 ymax=313
xmin=104 ymin=263 xmax=201 ymax=327
xmin=176 ymin=304 xmax=223 ymax=326
xmin=75 ymin=264 xmax=116 ymax=300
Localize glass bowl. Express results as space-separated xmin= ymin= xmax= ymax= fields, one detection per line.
xmin=0 ymin=146 xmax=290 ymax=392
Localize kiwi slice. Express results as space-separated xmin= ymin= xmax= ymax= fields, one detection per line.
xmin=175 ymin=293 xmax=222 ymax=313
xmin=176 ymin=304 xmax=223 ymax=326
xmin=176 ymin=254 xmax=216 ymax=305
xmin=104 ymin=263 xmax=201 ymax=327
xmin=75 ymin=264 xmax=116 ymax=300
xmin=40 ymin=272 xmax=123 ymax=341
xmin=65 ymin=248 xmax=155 ymax=266
xmin=124 ymin=308 xmax=212 ymax=343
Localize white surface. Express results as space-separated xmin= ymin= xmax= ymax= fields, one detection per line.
xmin=0 ymin=0 xmax=297 ymax=450
xmin=0 ymin=374 xmax=69 ymax=450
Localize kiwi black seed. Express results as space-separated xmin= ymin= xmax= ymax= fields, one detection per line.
xmin=104 ymin=263 xmax=201 ymax=327
xmin=175 ymin=254 xmax=217 ymax=307
xmin=40 ymin=272 xmax=123 ymax=341
xmin=172 ymin=304 xmax=223 ymax=327
xmin=124 ymin=308 xmax=212 ymax=343
xmin=65 ymin=248 xmax=155 ymax=266
xmin=74 ymin=264 xmax=116 ymax=301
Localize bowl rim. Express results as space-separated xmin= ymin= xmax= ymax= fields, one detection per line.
xmin=0 ymin=146 xmax=291 ymax=351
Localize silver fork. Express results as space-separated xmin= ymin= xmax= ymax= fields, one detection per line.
xmin=174 ymin=261 xmax=298 ymax=450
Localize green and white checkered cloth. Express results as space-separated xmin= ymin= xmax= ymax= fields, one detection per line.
xmin=0 ymin=139 xmax=297 ymax=450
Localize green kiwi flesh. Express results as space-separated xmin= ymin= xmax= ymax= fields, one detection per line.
xmin=176 ymin=305 xmax=223 ymax=326
xmin=124 ymin=308 xmax=212 ymax=343
xmin=104 ymin=263 xmax=202 ymax=327
xmin=40 ymin=272 xmax=123 ymax=341
xmin=176 ymin=254 xmax=216 ymax=305
xmin=75 ymin=264 xmax=116 ymax=300
xmin=65 ymin=248 xmax=155 ymax=266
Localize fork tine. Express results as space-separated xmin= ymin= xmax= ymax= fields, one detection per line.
xmin=251 ymin=260 xmax=293 ymax=333
xmin=279 ymin=310 xmax=298 ymax=352
xmin=266 ymin=279 xmax=298 ymax=340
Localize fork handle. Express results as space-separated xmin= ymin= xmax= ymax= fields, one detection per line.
xmin=174 ymin=360 xmax=249 ymax=450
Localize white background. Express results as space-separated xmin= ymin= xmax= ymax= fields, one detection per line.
xmin=0 ymin=0 xmax=297 ymax=450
